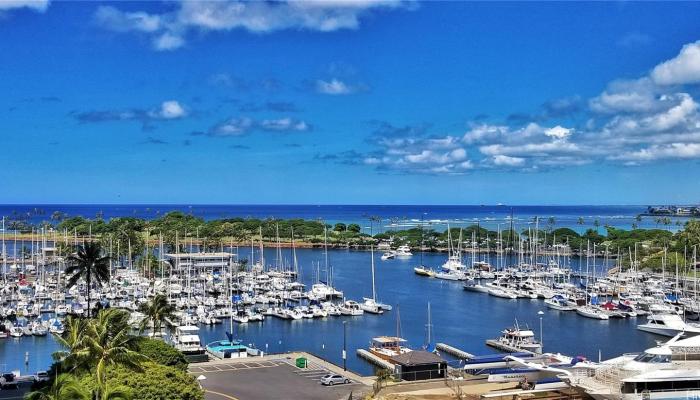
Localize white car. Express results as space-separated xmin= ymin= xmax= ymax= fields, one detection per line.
xmin=35 ymin=371 xmax=49 ymax=382
xmin=320 ymin=374 xmax=350 ymax=386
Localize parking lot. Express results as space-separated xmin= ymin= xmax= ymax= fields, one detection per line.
xmin=190 ymin=356 xmax=369 ymax=400
xmin=0 ymin=385 xmax=30 ymax=400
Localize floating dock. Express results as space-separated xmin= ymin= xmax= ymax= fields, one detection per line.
xmin=356 ymin=349 xmax=395 ymax=370
xmin=484 ymin=340 xmax=536 ymax=355
xmin=436 ymin=343 xmax=474 ymax=359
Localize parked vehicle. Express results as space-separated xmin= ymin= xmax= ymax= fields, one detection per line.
xmin=320 ymin=374 xmax=350 ymax=386
xmin=0 ymin=372 xmax=18 ymax=389
xmin=35 ymin=371 xmax=49 ymax=382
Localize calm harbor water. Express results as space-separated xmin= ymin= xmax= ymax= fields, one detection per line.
xmin=0 ymin=247 xmax=657 ymax=376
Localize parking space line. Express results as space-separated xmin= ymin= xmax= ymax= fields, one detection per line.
xmin=204 ymin=389 xmax=240 ymax=400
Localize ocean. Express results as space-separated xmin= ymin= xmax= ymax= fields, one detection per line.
xmin=0 ymin=204 xmax=686 ymax=232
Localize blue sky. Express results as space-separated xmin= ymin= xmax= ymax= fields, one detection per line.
xmin=2 ymin=1 xmax=700 ymax=205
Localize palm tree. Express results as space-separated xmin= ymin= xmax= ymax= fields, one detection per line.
xmin=138 ymin=294 xmax=175 ymax=336
xmin=83 ymin=310 xmax=147 ymax=391
xmin=52 ymin=316 xmax=89 ymax=370
xmin=95 ymin=382 xmax=132 ymax=400
xmin=65 ymin=242 xmax=110 ymax=318
xmin=26 ymin=373 xmax=89 ymax=400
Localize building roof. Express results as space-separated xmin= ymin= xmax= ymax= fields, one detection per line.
xmin=165 ymin=252 xmax=234 ymax=259
xmin=390 ymin=350 xmax=445 ymax=366
xmin=372 ymin=336 xmax=407 ymax=344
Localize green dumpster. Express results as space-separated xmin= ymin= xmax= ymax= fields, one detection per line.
xmin=295 ymin=357 xmax=307 ymax=368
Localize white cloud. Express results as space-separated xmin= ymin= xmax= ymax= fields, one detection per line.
xmin=209 ymin=116 xmax=310 ymax=136
xmin=259 ymin=118 xmax=309 ymax=132
xmin=95 ymin=1 xmax=410 ymax=51
xmin=492 ymin=155 xmax=525 ymax=167
xmin=354 ymin=39 xmax=700 ymax=174
xmin=211 ymin=117 xmax=254 ymax=136
xmin=651 ymin=40 xmax=700 ymax=85
xmin=154 ymin=33 xmax=185 ymax=51
xmin=315 ymin=79 xmax=355 ymax=95
xmin=0 ymin=0 xmax=49 ymax=12
xmin=589 ymin=78 xmax=660 ymax=114
xmin=151 ymin=100 xmax=187 ymax=119
xmin=612 ymin=143 xmax=700 ymax=163
xmin=544 ymin=125 xmax=572 ymax=139
xmin=94 ymin=6 xmax=162 ymax=33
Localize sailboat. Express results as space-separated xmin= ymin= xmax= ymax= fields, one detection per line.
xmin=310 ymin=227 xmax=343 ymax=299
xmin=434 ymin=224 xmax=467 ymax=280
xmin=576 ymin=241 xmax=609 ymax=320
xmin=360 ymin=242 xmax=383 ymax=314
xmin=414 ymin=216 xmax=436 ymax=277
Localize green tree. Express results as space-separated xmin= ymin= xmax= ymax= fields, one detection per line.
xmin=53 ymin=316 xmax=89 ymax=370
xmin=82 ymin=310 xmax=148 ymax=392
xmin=135 ymin=338 xmax=188 ymax=371
xmin=26 ymin=373 xmax=90 ymax=400
xmin=138 ymin=295 xmax=175 ymax=337
xmin=80 ymin=362 xmax=203 ymax=400
xmin=65 ymin=242 xmax=111 ymax=318
xmin=333 ymin=223 xmax=346 ymax=232
xmin=347 ymin=223 xmax=361 ymax=233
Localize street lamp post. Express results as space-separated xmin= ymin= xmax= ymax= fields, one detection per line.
xmin=342 ymin=321 xmax=347 ymax=371
xmin=538 ymin=310 xmax=544 ymax=349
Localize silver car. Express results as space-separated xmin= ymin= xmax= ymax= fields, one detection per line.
xmin=320 ymin=374 xmax=350 ymax=386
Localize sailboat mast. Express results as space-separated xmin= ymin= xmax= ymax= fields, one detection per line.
xmin=371 ymin=239 xmax=376 ymax=301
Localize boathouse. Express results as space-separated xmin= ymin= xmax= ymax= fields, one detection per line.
xmin=390 ymin=350 xmax=447 ymax=381
xmin=164 ymin=252 xmax=234 ymax=272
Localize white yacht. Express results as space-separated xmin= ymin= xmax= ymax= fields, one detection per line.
xmin=360 ymin=298 xmax=383 ymax=314
xmin=463 ymin=279 xmax=489 ymax=293
xmin=171 ymin=326 xmax=204 ymax=355
xmin=487 ymin=325 xmax=543 ymax=354
xmin=394 ymin=245 xmax=412 ymax=257
xmin=434 ymin=269 xmax=466 ymax=281
xmin=637 ymin=313 xmax=700 ymax=337
xmin=310 ymin=283 xmax=343 ymax=299
xmin=339 ymin=300 xmax=364 ymax=316
xmin=545 ymin=296 xmax=576 ymax=311
xmin=487 ymin=287 xmax=518 ymax=299
xmin=620 ymin=369 xmax=700 ymax=400
xmin=380 ymin=251 xmax=396 ymax=260
xmin=567 ymin=333 xmax=700 ymax=400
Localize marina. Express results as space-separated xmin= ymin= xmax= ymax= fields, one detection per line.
xmin=0 ymin=235 xmax=672 ymax=376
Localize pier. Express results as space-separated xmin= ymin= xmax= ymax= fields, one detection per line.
xmin=356 ymin=349 xmax=395 ymax=370
xmin=436 ymin=342 xmax=474 ymax=359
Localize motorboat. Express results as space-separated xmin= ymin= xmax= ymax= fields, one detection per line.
xmin=488 ymin=287 xmax=518 ymax=299
xmin=359 ymin=298 xmax=383 ymax=314
xmin=380 ymin=251 xmax=396 ymax=261
xmin=434 ymin=269 xmax=466 ymax=281
xmin=463 ymin=279 xmax=489 ymax=293
xmin=9 ymin=326 xmax=23 ymax=338
xmin=413 ymin=266 xmax=435 ymax=277
xmin=339 ymin=300 xmax=364 ymax=316
xmin=394 ymin=245 xmax=412 ymax=257
xmin=171 ymin=326 xmax=205 ymax=355
xmin=368 ymin=336 xmax=411 ymax=360
xmin=637 ymin=313 xmax=700 ymax=337
xmin=486 ymin=325 xmax=543 ymax=354
xmin=565 ymin=333 xmax=700 ymax=400
xmin=544 ymin=295 xmax=576 ymax=311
